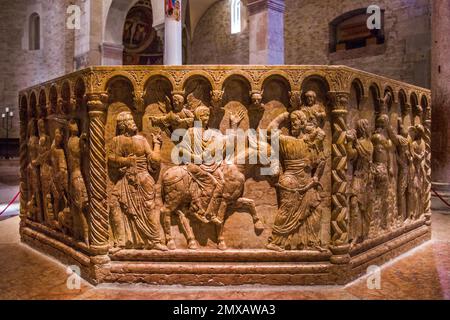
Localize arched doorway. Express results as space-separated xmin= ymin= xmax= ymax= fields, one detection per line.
xmin=122 ymin=0 xmax=163 ymax=65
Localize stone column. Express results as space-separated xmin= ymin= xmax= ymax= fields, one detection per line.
xmin=164 ymin=0 xmax=182 ymax=65
xmin=431 ymin=0 xmax=450 ymax=183
xmin=247 ymin=0 xmax=285 ymax=65
xmin=329 ymin=91 xmax=351 ymax=265
xmin=86 ymin=92 xmax=109 ymax=254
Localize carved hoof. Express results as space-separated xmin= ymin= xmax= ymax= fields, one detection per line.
xmin=153 ymin=243 xmax=169 ymax=251
xmin=188 ymin=240 xmax=198 ymax=250
xmin=266 ymin=243 xmax=284 ymax=252
xmin=218 ymin=241 xmax=227 ymax=251
xmin=254 ymin=220 xmax=265 ymax=232
xmin=167 ymin=240 xmax=177 ymax=251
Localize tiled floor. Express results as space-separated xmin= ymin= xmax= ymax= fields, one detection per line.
xmin=0 ymin=213 xmax=448 ymax=300
xmin=0 ymin=159 xmax=449 ymax=300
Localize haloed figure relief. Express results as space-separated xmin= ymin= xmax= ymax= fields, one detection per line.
xmin=266 ymin=110 xmax=326 ymax=252
xmin=67 ymin=120 xmax=90 ymax=245
xmin=346 ymin=119 xmax=374 ymax=244
xmin=108 ymin=111 xmax=168 ymax=251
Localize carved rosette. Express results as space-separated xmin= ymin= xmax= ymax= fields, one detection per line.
xmin=86 ymin=92 xmax=109 ymax=253
xmin=329 ymin=91 xmax=350 ymax=264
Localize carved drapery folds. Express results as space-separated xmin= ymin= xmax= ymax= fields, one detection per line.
xmin=18 ymin=66 xmax=432 ymax=286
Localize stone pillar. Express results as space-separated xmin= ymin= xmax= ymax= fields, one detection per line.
xmin=247 ymin=0 xmax=285 ymax=65
xmin=101 ymin=42 xmax=124 ymax=66
xmin=329 ymin=91 xmax=351 ymax=265
xmin=86 ymin=92 xmax=109 ymax=254
xmin=431 ymin=0 xmax=450 ymax=183
xmin=164 ymin=0 xmax=182 ymax=65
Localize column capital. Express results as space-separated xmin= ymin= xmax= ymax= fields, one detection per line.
xmin=247 ymin=0 xmax=285 ymax=15
xmin=86 ymin=92 xmax=109 ymax=113
xmin=328 ymin=91 xmax=350 ymax=113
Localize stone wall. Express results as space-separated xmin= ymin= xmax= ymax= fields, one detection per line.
xmin=284 ymin=0 xmax=431 ymax=88
xmin=190 ymin=0 xmax=250 ymax=64
xmin=0 ymin=0 xmax=76 ymax=139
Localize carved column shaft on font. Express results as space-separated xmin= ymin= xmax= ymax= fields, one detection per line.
xmin=329 ymin=91 xmax=351 ymax=264
xmin=86 ymin=92 xmax=109 ymax=253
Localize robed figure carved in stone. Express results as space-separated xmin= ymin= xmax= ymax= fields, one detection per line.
xmin=67 ymin=120 xmax=90 ymax=245
xmin=27 ymin=119 xmax=42 ymax=222
xmin=266 ymin=110 xmax=325 ymax=252
xmin=346 ymin=119 xmax=374 ymax=244
xmin=108 ymin=111 xmax=168 ymax=251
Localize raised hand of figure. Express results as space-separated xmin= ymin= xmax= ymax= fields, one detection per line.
xmin=230 ymin=110 xmax=245 ymax=128
xmin=151 ymin=132 xmax=163 ymax=146
xmin=379 ymin=114 xmax=390 ymax=126
xmin=346 ymin=129 xmax=357 ymax=142
xmin=165 ymin=95 xmax=171 ymax=105
xmin=316 ymin=128 xmax=326 ymax=142
xmin=382 ymin=92 xmax=392 ymax=106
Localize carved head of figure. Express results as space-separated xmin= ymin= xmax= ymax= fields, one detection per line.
xmin=251 ymin=91 xmax=263 ymax=107
xmin=53 ymin=128 xmax=64 ymax=148
xmin=356 ymin=119 xmax=371 ymax=139
xmin=27 ymin=119 xmax=37 ymax=139
xmin=69 ymin=119 xmax=79 ymax=137
xmin=172 ymin=94 xmax=185 ymax=112
xmin=194 ymin=106 xmax=210 ymax=128
xmin=187 ymin=93 xmax=205 ymax=112
xmin=290 ymin=110 xmax=307 ymax=137
xmin=289 ymin=91 xmax=302 ymax=110
xmin=413 ymin=124 xmax=425 ymax=140
xmin=37 ymin=119 xmax=47 ymax=137
xmin=375 ymin=114 xmax=389 ymax=131
xmin=210 ymin=90 xmax=224 ymax=108
xmin=304 ymin=91 xmax=317 ymax=107
xmin=116 ymin=111 xmax=138 ymax=136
